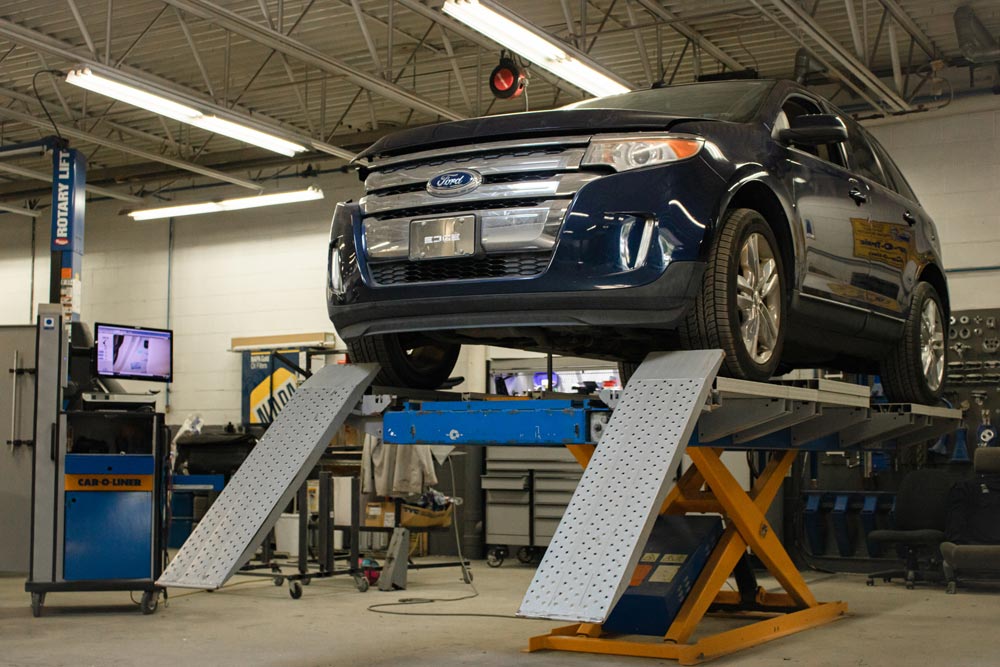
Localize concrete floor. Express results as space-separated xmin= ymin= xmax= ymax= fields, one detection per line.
xmin=2 ymin=562 xmax=998 ymax=667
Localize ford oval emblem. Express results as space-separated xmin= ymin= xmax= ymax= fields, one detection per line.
xmin=426 ymin=169 xmax=482 ymax=197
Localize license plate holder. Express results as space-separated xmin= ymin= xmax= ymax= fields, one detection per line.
xmin=409 ymin=215 xmax=476 ymax=261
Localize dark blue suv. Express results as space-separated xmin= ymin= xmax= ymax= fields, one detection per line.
xmin=328 ymin=79 xmax=947 ymax=404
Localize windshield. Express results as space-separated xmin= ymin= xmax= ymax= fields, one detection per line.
xmin=562 ymin=80 xmax=775 ymax=122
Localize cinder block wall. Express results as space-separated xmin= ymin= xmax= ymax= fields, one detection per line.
xmin=0 ymin=171 xmax=362 ymax=424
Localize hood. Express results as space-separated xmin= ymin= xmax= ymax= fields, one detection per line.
xmin=355 ymin=108 xmax=706 ymax=162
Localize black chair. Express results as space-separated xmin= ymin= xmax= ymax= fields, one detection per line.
xmin=941 ymin=448 xmax=1000 ymax=594
xmin=866 ymin=468 xmax=954 ymax=589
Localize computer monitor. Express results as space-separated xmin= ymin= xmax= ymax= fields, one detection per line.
xmin=93 ymin=323 xmax=173 ymax=383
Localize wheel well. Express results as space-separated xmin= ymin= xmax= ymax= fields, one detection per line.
xmin=918 ymin=263 xmax=950 ymax=317
xmin=725 ymin=182 xmax=795 ymax=288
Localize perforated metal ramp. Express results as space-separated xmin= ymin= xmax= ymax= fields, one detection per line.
xmin=158 ymin=363 xmax=378 ymax=589
xmin=518 ymin=350 xmax=723 ymax=623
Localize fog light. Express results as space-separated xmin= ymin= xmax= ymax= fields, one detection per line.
xmin=329 ymin=240 xmax=345 ymax=297
xmin=613 ymin=214 xmax=655 ymax=269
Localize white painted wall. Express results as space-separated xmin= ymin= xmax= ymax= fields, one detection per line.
xmin=0 ymin=170 xmax=363 ymax=424
xmin=864 ymin=95 xmax=1000 ymax=309
xmin=2 ymin=95 xmax=999 ymax=424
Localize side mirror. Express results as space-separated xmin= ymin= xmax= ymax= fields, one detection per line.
xmin=777 ymin=114 xmax=848 ymax=146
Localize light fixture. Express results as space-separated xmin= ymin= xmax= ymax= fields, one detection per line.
xmin=129 ymin=186 xmax=324 ymax=221
xmin=489 ymin=52 xmax=526 ymax=99
xmin=65 ymin=67 xmax=306 ymax=156
xmin=442 ymin=0 xmax=631 ymax=98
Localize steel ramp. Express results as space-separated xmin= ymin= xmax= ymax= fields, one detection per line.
xmin=518 ymin=350 xmax=723 ymax=623
xmin=158 ymin=363 xmax=379 ymax=589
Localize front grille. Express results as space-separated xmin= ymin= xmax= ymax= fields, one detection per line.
xmin=370 ymin=253 xmax=551 ymax=285
xmin=366 ymin=198 xmax=547 ymax=222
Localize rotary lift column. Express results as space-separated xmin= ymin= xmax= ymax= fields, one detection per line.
xmin=48 ymin=144 xmax=86 ymax=333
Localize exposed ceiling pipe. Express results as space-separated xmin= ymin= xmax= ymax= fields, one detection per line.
xmin=954 ymin=5 xmax=1000 ymax=64
xmin=793 ymin=47 xmax=827 ymax=83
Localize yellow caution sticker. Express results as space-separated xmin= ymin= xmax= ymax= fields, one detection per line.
xmin=65 ymin=474 xmax=153 ymax=491
xmin=648 ymin=565 xmax=681 ymax=583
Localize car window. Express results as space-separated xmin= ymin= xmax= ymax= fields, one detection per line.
xmin=844 ymin=120 xmax=888 ymax=187
xmin=777 ymin=96 xmax=845 ymax=167
xmin=868 ymin=134 xmax=919 ymax=203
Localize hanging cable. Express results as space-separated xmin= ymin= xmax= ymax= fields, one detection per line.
xmin=31 ymin=70 xmax=66 ymax=143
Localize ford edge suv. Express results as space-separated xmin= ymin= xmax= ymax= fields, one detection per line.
xmin=327 ymin=79 xmax=948 ymax=404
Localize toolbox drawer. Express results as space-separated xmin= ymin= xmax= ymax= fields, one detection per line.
xmin=534 ymin=490 xmax=574 ymax=505
xmin=481 ymin=474 xmax=529 ymax=491
xmin=487 ymin=503 xmax=530 ymax=539
xmin=534 ymin=475 xmax=580 ymax=492
xmin=485 ymin=489 xmax=530 ymax=505
xmin=534 ymin=518 xmax=562 ymax=539
xmin=534 ymin=504 xmax=570 ymax=520
xmin=487 ymin=447 xmax=577 ymax=463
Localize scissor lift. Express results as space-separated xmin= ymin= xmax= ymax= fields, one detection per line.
xmin=159 ymin=350 xmax=959 ymax=664
xmin=385 ymin=350 xmax=961 ymax=664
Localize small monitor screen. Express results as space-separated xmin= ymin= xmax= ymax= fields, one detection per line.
xmin=94 ymin=323 xmax=173 ymax=383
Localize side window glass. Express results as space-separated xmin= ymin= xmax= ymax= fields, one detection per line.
xmin=846 ymin=123 xmax=887 ymax=187
xmin=871 ymin=137 xmax=918 ymax=203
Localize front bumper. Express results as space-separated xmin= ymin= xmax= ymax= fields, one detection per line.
xmin=328 ymin=159 xmax=725 ymax=339
xmin=330 ymin=260 xmax=706 ymax=339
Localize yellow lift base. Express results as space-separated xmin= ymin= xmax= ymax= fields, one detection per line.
xmin=528 ymin=445 xmax=848 ymax=665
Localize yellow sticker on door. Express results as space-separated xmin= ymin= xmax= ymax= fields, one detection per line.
xmin=853 ymin=218 xmax=912 ymax=270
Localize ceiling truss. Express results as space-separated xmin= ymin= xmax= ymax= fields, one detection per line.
xmin=0 ymin=0 xmax=987 ymax=209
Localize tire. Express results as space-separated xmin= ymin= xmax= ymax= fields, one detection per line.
xmin=347 ymin=333 xmax=460 ymax=389
xmin=880 ymin=281 xmax=946 ymax=404
xmin=618 ymin=361 xmax=639 ymax=388
xmin=679 ymin=208 xmax=787 ymax=381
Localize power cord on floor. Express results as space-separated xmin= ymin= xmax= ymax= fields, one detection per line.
xmin=366 ymin=457 xmax=522 ymax=620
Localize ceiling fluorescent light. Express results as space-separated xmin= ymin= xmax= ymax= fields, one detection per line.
xmin=442 ymin=0 xmax=631 ymax=98
xmin=65 ymin=67 xmax=306 ymax=156
xmin=129 ymin=186 xmax=324 ymax=221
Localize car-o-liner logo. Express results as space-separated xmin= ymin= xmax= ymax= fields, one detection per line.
xmin=426 ymin=169 xmax=482 ymax=197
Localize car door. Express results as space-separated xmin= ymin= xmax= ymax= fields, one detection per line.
xmin=867 ymin=134 xmax=924 ymax=319
xmin=842 ymin=121 xmax=916 ymax=322
xmin=775 ymin=96 xmax=872 ymax=331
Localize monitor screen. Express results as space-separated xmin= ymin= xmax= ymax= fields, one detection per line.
xmin=93 ymin=323 xmax=173 ymax=383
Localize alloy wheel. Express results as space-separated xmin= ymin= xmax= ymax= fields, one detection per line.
xmin=920 ymin=298 xmax=945 ymax=392
xmin=736 ymin=232 xmax=781 ymax=365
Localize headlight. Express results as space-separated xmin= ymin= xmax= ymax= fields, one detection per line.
xmin=582 ymin=134 xmax=703 ymax=172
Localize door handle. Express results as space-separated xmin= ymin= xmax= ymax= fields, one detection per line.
xmin=848 ymin=188 xmax=868 ymax=205
xmin=903 ymin=210 xmax=916 ymax=225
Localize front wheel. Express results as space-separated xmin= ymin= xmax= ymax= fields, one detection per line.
xmin=680 ymin=208 xmax=787 ymax=381
xmin=880 ymin=282 xmax=946 ymax=404
xmin=347 ymin=333 xmax=460 ymax=389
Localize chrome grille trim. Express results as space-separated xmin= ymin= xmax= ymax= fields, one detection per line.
xmin=360 ymin=172 xmax=600 ymax=216
xmin=365 ymin=148 xmax=587 ymax=192
xmin=364 ymin=200 xmax=569 ymax=261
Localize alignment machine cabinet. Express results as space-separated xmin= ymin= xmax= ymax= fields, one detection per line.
xmin=26 ymin=308 xmax=171 ymax=616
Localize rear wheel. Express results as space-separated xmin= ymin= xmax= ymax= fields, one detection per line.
xmin=680 ymin=208 xmax=786 ymax=381
xmin=880 ymin=282 xmax=946 ymax=404
xmin=347 ymin=333 xmax=460 ymax=390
